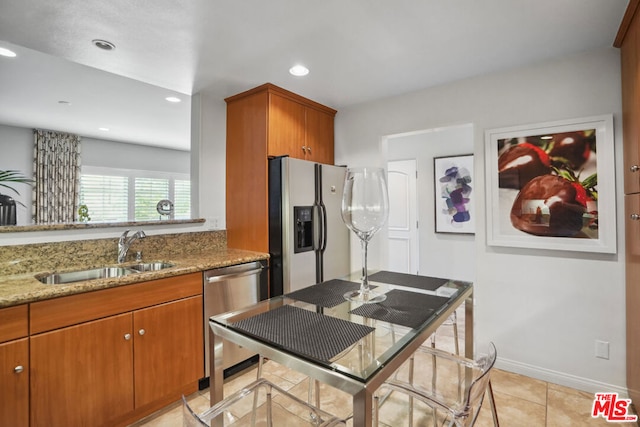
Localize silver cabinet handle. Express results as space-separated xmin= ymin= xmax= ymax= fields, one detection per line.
xmin=205 ymin=266 xmax=263 ymax=283
xmin=14 ymin=365 xmax=24 ymax=374
xmin=631 ymin=165 xmax=640 ymax=172
xmin=302 ymin=145 xmax=307 ymax=153
xmin=124 ymin=333 xmax=132 ymax=340
xmin=631 ymin=214 xmax=640 ymax=221
xmin=138 ymin=329 xmax=146 ymax=336
xmin=307 ymin=146 xmax=311 ymax=153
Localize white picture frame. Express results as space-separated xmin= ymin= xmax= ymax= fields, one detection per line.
xmin=434 ymin=154 xmax=475 ymax=234
xmin=484 ymin=114 xmax=616 ymax=253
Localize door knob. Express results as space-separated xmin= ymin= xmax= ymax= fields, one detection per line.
xmin=14 ymin=365 xmax=24 ymax=374
xmin=631 ymin=214 xmax=640 ymax=221
xmin=138 ymin=329 xmax=146 ymax=336
xmin=631 ymin=165 xmax=640 ymax=173
xmin=124 ymin=333 xmax=132 ymax=340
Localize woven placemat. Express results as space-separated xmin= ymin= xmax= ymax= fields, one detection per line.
xmin=230 ymin=305 xmax=375 ymax=362
xmin=368 ymin=271 xmax=448 ymax=291
xmin=349 ymin=289 xmax=450 ymax=329
xmin=286 ymin=279 xmax=370 ymax=308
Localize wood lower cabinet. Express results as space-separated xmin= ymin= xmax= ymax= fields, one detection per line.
xmin=626 ymin=194 xmax=640 ymax=406
xmin=30 ymin=314 xmax=134 ymax=427
xmin=133 ymin=296 xmax=204 ymax=408
xmin=28 ymin=273 xmax=204 ymax=427
xmin=0 ymin=338 xmax=29 ymax=427
xmin=226 ymin=83 xmax=337 ymax=253
xmin=0 ymin=304 xmax=29 ymax=427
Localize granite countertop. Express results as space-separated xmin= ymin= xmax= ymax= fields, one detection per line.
xmin=0 ymin=248 xmax=269 ymax=308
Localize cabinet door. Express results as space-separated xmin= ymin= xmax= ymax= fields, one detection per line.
xmin=268 ymin=93 xmax=306 ymax=159
xmin=305 ymin=107 xmax=335 ymax=164
xmin=133 ymin=295 xmax=204 ymax=408
xmin=0 ymin=338 xmax=28 ymax=427
xmin=627 ymin=194 xmax=640 ymax=406
xmin=30 ymin=313 xmax=134 ymax=427
xmin=622 ymin=9 xmax=640 ymax=194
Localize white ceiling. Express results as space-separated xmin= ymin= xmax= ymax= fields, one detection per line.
xmin=0 ymin=0 xmax=629 ymax=151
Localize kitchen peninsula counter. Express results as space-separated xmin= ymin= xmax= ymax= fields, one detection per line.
xmin=0 ymin=230 xmax=268 ymax=308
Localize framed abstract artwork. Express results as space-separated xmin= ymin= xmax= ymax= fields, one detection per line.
xmin=484 ymin=114 xmax=616 ymax=253
xmin=434 ymin=154 xmax=475 ymax=234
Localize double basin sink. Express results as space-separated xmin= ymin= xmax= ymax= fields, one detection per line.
xmin=36 ymin=262 xmax=175 ymax=285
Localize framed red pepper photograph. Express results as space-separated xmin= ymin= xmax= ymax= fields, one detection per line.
xmin=485 ymin=114 xmax=616 ymax=253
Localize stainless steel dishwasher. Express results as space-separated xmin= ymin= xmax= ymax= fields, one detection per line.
xmin=203 ymin=260 xmax=268 ymax=379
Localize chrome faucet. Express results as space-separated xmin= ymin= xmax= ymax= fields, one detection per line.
xmin=118 ymin=230 xmax=146 ymax=263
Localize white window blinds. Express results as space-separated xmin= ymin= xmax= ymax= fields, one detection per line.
xmin=79 ymin=167 xmax=190 ymax=222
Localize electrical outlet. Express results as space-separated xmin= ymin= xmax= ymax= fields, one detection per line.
xmin=595 ymin=340 xmax=610 ymax=360
xmin=207 ymin=217 xmax=220 ymax=230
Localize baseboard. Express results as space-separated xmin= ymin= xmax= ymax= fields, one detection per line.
xmin=495 ymin=356 xmax=628 ymax=397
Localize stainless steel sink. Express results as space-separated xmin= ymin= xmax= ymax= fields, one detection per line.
xmin=36 ymin=267 xmax=138 ymax=285
xmin=129 ymin=262 xmax=175 ymax=272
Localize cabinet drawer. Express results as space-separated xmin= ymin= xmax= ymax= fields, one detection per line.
xmin=30 ymin=273 xmax=202 ymax=334
xmin=0 ymin=304 xmax=28 ymax=343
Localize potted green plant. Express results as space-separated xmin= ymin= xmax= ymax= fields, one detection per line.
xmin=0 ymin=170 xmax=33 ymax=225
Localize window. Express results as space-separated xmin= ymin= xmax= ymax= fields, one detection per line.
xmin=79 ymin=167 xmax=191 ymax=222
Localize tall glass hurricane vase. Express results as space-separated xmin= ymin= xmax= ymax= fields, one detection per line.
xmin=341 ymin=167 xmax=389 ymax=303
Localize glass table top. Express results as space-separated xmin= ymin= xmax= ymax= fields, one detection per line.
xmin=210 ymin=271 xmax=472 ymax=384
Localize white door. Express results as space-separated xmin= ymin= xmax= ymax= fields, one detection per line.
xmin=387 ymin=160 xmax=419 ymax=274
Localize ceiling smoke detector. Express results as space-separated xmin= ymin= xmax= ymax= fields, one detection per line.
xmin=92 ymin=39 xmax=116 ymax=51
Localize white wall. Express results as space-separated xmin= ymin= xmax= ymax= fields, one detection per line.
xmin=335 ymin=47 xmax=626 ymax=394
xmin=387 ymin=124 xmax=475 ymax=282
xmin=191 ymin=91 xmax=227 ymax=230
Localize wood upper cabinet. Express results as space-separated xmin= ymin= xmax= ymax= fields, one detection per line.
xmin=268 ymin=92 xmax=306 ymax=159
xmin=620 ymin=1 xmax=640 ymax=194
xmin=0 ymin=305 xmax=29 ymax=427
xmin=267 ymin=90 xmax=336 ymax=164
xmin=617 ymin=0 xmax=640 ymax=408
xmin=305 ymin=105 xmax=335 ymax=164
xmin=226 ymin=83 xmax=337 ymax=253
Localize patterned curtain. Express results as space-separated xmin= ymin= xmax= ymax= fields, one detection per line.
xmin=32 ymin=129 xmax=82 ymax=224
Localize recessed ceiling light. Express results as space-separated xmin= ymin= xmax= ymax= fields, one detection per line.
xmin=99 ymin=127 xmax=109 ymax=131
xmin=0 ymin=47 xmax=17 ymax=57
xmin=165 ymin=96 xmax=181 ymax=103
xmin=92 ymin=39 xmax=116 ymax=51
xmin=289 ymin=64 xmax=309 ymax=77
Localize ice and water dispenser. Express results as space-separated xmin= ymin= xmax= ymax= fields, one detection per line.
xmin=293 ymin=206 xmax=313 ymax=253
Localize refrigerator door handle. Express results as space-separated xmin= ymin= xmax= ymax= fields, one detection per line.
xmin=312 ymin=203 xmax=324 ymax=252
xmin=319 ymin=203 xmax=328 ymax=252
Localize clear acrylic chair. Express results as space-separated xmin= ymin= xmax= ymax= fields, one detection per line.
xmin=374 ymin=342 xmax=497 ymax=427
xmin=182 ymin=378 xmax=346 ymax=427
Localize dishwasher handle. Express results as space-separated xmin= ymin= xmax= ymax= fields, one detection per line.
xmin=205 ymin=265 xmax=264 ymax=283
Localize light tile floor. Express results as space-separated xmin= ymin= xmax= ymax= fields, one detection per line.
xmin=131 ymin=357 xmax=619 ymax=427
xmin=130 ymin=309 xmax=626 ymax=426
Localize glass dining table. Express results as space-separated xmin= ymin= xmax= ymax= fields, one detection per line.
xmin=208 ymin=270 xmax=473 ymax=427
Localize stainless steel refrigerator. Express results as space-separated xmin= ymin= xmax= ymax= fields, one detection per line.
xmin=269 ymin=156 xmax=350 ymax=296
